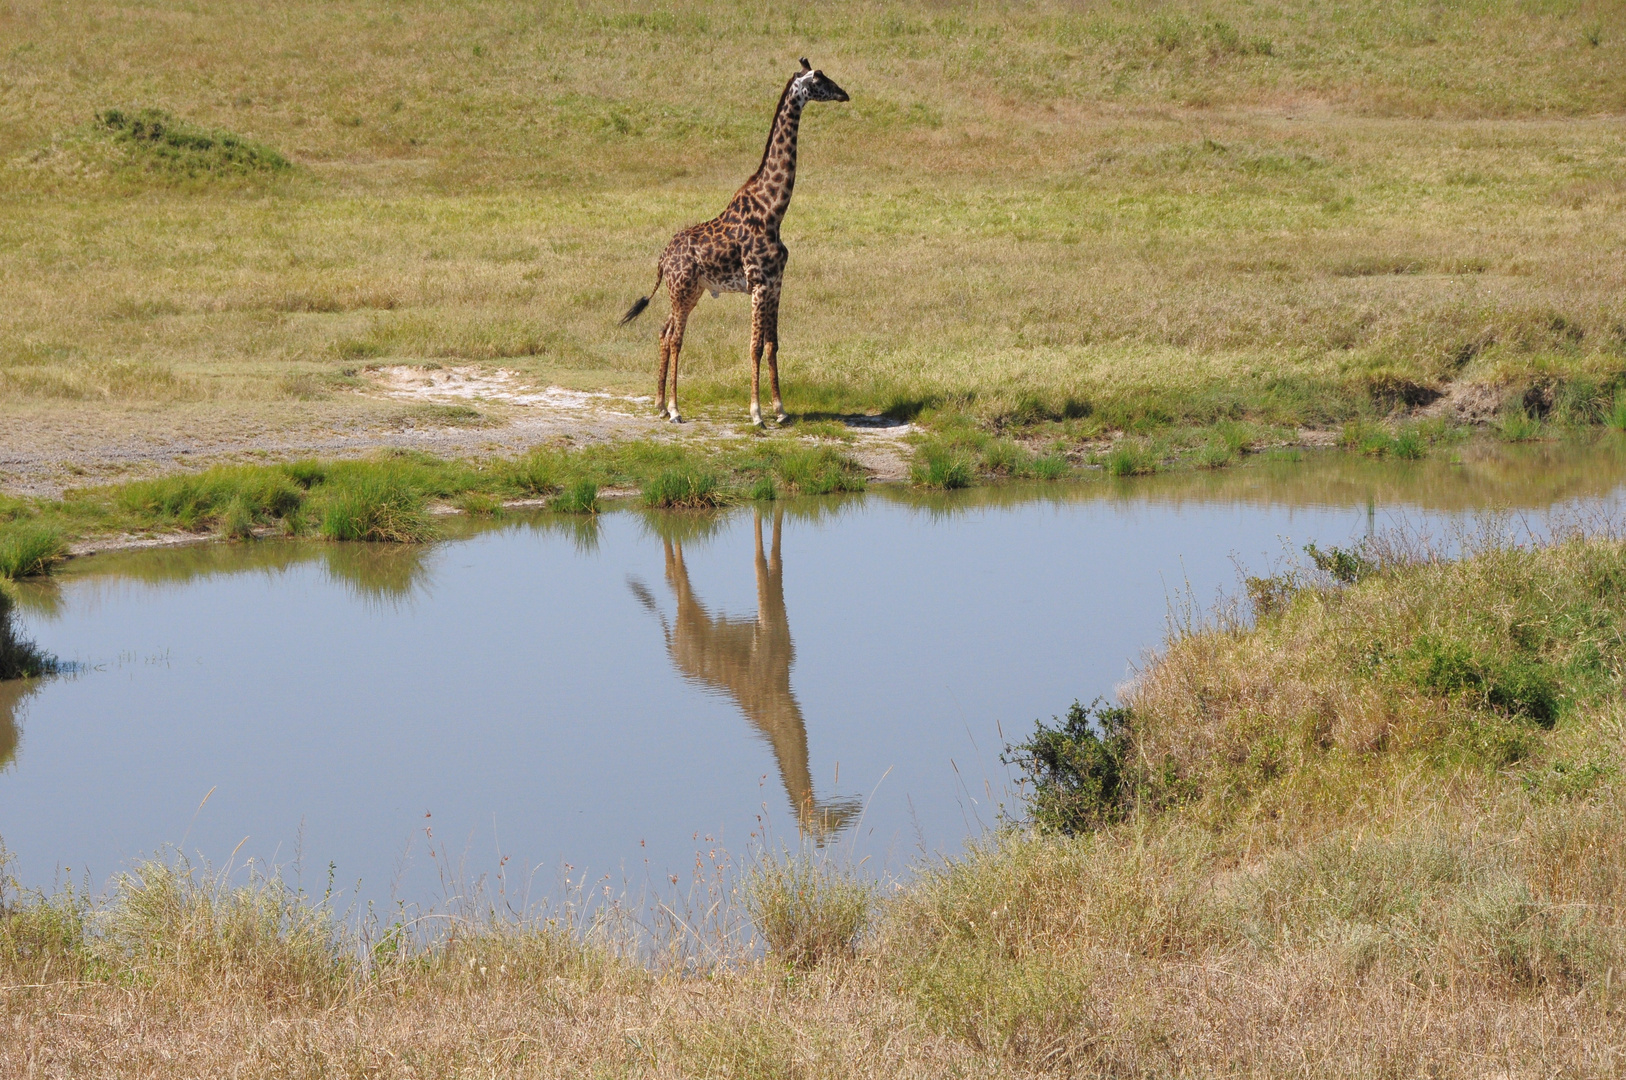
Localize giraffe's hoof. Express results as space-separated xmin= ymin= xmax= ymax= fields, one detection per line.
xmin=668 ymin=412 xmax=684 ymax=424
xmin=775 ymin=412 xmax=790 ymax=426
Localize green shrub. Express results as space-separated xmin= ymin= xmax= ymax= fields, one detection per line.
xmin=1002 ymin=699 xmax=1136 ymax=834
xmin=0 ymin=524 xmax=67 ymax=580
xmin=1406 ymin=635 xmax=1560 ymax=727
xmin=1305 ymin=542 xmax=1372 ymax=584
xmin=744 ymin=854 xmax=875 ymax=969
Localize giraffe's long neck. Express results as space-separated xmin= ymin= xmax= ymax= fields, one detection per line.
xmin=747 ymin=90 xmax=805 ymax=230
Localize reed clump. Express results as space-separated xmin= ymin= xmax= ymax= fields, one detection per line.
xmin=0 ymin=522 xmax=67 ymax=580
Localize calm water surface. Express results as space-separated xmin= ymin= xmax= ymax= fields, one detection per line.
xmin=4 ymin=444 xmax=1625 ymax=905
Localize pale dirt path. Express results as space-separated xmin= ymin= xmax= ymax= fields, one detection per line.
xmin=0 ymin=365 xmax=913 ymax=498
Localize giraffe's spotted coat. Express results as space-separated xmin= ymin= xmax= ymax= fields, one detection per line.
xmin=627 ymin=63 xmax=850 ymax=424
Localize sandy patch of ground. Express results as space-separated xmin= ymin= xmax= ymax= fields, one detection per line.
xmin=0 ymin=366 xmax=915 ymax=497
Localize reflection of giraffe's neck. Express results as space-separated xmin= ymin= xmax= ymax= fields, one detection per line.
xmin=659 ymin=514 xmax=852 ymax=837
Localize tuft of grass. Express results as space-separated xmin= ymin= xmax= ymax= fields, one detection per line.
xmin=1608 ymin=396 xmax=1626 ymax=433
xmin=0 ymin=523 xmax=68 ymax=580
xmin=642 ymin=468 xmax=726 ymax=509
xmin=317 ymin=476 xmax=435 ymax=543
xmin=1393 ymin=425 xmax=1426 ymax=460
xmin=1025 ymin=453 xmax=1070 ymax=480
xmin=747 ymin=475 xmax=778 ymax=501
xmin=550 ymin=479 xmax=599 ymax=514
xmin=911 ymin=444 xmax=974 ymax=489
xmin=745 ymin=854 xmax=875 ymax=970
xmin=507 ymin=449 xmax=565 ymax=496
xmin=456 ymin=492 xmax=505 ymax=517
xmin=1193 ymin=442 xmax=1237 ymax=469
xmin=773 ymin=446 xmax=866 ymax=495
xmin=1103 ymin=440 xmax=1159 ymax=477
xmin=1495 ymin=408 xmax=1543 ymax=443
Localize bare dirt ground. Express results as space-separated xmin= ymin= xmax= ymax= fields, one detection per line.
xmin=0 ymin=366 xmax=915 ymax=498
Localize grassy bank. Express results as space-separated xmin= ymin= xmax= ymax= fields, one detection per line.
xmin=5 ymin=419 xmax=1626 ymax=578
xmin=1 ymin=0 xmax=1623 ymax=473
xmin=6 ymin=527 xmax=1626 ymax=1075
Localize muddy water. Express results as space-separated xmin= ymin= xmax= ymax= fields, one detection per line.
xmin=4 ymin=442 xmax=1626 ymax=906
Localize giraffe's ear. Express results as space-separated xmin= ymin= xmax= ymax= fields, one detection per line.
xmin=800 ymin=58 xmax=811 ymax=72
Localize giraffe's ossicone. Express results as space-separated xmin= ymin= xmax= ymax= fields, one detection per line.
xmin=620 ymin=59 xmax=850 ymax=425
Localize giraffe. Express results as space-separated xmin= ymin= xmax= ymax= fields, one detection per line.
xmin=628 ymin=510 xmax=861 ymax=843
xmin=620 ymin=59 xmax=849 ymax=426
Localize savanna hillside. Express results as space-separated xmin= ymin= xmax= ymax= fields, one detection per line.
xmin=1 ymin=0 xmax=1624 ymax=482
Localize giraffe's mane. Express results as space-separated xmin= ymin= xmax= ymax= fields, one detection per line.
xmin=749 ymin=71 xmax=802 ymax=180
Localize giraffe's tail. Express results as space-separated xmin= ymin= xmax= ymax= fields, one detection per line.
xmin=618 ymin=266 xmax=664 ymax=325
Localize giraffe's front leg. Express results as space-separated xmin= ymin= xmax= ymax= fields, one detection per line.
xmin=748 ymin=284 xmax=768 ymax=427
xmin=761 ymin=285 xmax=787 ymax=424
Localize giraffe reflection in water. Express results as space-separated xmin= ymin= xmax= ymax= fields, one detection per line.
xmin=630 ymin=509 xmax=860 ymax=844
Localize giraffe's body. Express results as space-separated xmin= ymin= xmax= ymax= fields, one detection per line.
xmin=621 ymin=60 xmax=849 ymax=425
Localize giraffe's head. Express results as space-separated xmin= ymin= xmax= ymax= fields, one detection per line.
xmin=792 ymin=58 xmax=850 ymax=103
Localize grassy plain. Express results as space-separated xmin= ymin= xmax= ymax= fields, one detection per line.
xmin=2 ymin=0 xmax=1625 ymax=483
xmin=7 ymin=526 xmax=1626 ymax=1075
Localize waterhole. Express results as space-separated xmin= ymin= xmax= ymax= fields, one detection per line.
xmin=4 ymin=443 xmax=1625 ymax=906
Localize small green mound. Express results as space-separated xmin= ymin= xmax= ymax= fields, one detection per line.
xmin=98 ymin=108 xmax=290 ymax=179
xmin=0 ymin=523 xmax=68 ymax=580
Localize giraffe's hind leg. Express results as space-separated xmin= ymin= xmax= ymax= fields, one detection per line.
xmin=663 ymin=285 xmax=701 ymax=423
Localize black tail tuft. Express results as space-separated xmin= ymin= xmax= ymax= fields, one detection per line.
xmin=619 ymin=295 xmax=651 ymax=326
